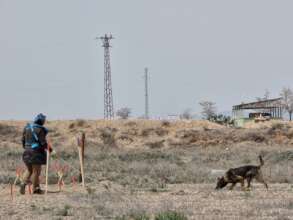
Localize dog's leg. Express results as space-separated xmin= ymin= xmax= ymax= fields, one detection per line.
xmin=234 ymin=176 xmax=245 ymax=190
xmin=256 ymin=172 xmax=268 ymax=190
xmin=229 ymin=182 xmax=236 ymax=190
xmin=240 ymin=178 xmax=245 ymax=190
xmin=262 ymin=181 xmax=268 ymax=190
xmin=247 ymin=176 xmax=253 ymax=189
xmin=235 ymin=176 xmax=246 ymax=191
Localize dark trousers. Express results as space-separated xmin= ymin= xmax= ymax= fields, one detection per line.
xmin=23 ymin=164 xmax=42 ymax=191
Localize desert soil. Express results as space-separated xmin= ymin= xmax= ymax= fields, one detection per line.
xmin=1 ymin=119 xmax=293 ymax=219
xmin=0 ymin=183 xmax=292 ymax=220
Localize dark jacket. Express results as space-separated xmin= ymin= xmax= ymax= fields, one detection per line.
xmin=22 ymin=123 xmax=49 ymax=165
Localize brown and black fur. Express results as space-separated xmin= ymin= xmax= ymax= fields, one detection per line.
xmin=215 ymin=155 xmax=268 ymax=190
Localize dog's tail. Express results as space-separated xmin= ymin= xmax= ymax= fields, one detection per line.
xmin=258 ymin=155 xmax=264 ymax=167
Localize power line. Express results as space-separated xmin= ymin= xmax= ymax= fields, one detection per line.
xmin=144 ymin=68 xmax=149 ymax=119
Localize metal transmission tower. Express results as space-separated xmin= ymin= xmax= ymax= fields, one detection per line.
xmin=98 ymin=34 xmax=114 ymax=119
xmin=144 ymin=68 xmax=149 ymax=119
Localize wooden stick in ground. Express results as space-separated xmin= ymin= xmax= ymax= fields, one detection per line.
xmin=10 ymin=183 xmax=13 ymax=201
xmin=12 ymin=176 xmax=18 ymax=196
xmin=81 ymin=133 xmax=85 ymax=162
xmin=28 ymin=183 xmax=32 ymax=195
xmin=81 ymin=133 xmax=85 ymax=186
xmin=57 ymin=172 xmax=64 ymax=192
xmin=13 ymin=167 xmax=22 ymax=190
xmin=45 ymin=142 xmax=51 ymax=195
xmin=77 ymin=137 xmax=81 ymax=182
xmin=77 ymin=133 xmax=86 ymax=187
xmin=78 ymin=146 xmax=85 ymax=188
xmin=13 ymin=176 xmax=19 ymax=187
xmin=78 ymin=133 xmax=85 ymax=183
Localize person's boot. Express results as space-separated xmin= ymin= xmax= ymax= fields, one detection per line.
xmin=33 ymin=187 xmax=45 ymax=195
xmin=19 ymin=183 xmax=26 ymax=195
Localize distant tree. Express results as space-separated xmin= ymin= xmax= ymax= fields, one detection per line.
xmin=280 ymin=87 xmax=293 ymax=121
xmin=209 ymin=114 xmax=234 ymax=126
xmin=116 ymin=107 xmax=131 ymax=119
xmin=199 ymin=101 xmax=217 ymax=120
xmin=180 ymin=109 xmax=193 ymax=120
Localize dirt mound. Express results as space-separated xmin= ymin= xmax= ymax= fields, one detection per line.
xmin=1 ymin=119 xmax=293 ymax=149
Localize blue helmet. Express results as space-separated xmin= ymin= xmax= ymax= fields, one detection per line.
xmin=34 ymin=113 xmax=46 ymax=125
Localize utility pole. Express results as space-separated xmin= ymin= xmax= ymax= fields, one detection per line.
xmin=97 ymin=34 xmax=114 ymax=119
xmin=144 ymin=68 xmax=149 ymax=119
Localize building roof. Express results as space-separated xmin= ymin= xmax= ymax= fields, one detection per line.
xmin=233 ymin=98 xmax=283 ymax=110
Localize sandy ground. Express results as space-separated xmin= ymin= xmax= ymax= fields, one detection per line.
xmin=1 ymin=120 xmax=293 ymax=219
xmin=0 ymin=183 xmax=293 ymax=220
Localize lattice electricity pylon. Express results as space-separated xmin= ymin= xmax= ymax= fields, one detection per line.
xmin=97 ymin=34 xmax=115 ymax=119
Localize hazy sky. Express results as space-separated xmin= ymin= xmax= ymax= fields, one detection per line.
xmin=1 ymin=0 xmax=293 ymax=120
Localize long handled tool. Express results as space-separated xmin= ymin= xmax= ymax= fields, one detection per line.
xmin=45 ymin=141 xmax=52 ymax=195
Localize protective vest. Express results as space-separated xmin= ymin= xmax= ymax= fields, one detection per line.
xmin=24 ymin=123 xmax=45 ymax=149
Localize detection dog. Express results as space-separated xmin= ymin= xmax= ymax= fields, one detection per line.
xmin=215 ymin=155 xmax=268 ymax=190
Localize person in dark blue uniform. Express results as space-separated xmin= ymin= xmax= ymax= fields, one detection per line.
xmin=20 ymin=113 xmax=52 ymax=194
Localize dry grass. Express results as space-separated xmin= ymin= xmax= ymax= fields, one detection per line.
xmin=1 ymin=183 xmax=293 ymax=219
xmin=1 ymin=120 xmax=293 ymax=219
